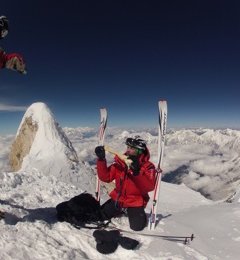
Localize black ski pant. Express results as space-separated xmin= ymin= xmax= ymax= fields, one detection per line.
xmin=101 ymin=199 xmax=147 ymax=231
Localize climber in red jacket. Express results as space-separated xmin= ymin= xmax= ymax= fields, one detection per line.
xmin=95 ymin=136 xmax=157 ymax=231
xmin=0 ymin=15 xmax=26 ymax=74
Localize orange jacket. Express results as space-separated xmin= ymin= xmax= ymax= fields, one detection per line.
xmin=97 ymin=148 xmax=156 ymax=208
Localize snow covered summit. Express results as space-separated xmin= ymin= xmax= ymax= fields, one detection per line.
xmin=9 ymin=102 xmax=79 ymax=179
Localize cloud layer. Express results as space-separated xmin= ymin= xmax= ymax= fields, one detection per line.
xmin=0 ymin=103 xmax=27 ymax=112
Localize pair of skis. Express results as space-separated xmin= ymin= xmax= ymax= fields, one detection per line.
xmin=95 ymin=100 xmax=168 ymax=230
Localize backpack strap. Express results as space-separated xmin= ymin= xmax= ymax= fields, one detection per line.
xmin=72 ymin=219 xmax=111 ymax=230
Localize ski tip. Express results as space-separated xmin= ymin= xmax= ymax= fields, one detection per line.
xmin=100 ymin=108 xmax=107 ymax=114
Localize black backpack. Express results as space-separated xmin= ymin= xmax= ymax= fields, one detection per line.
xmin=56 ymin=192 xmax=106 ymax=229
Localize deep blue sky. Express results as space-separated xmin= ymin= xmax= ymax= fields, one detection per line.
xmin=1 ymin=0 xmax=240 ymax=134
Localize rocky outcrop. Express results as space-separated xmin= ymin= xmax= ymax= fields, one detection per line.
xmin=9 ymin=116 xmax=38 ymax=171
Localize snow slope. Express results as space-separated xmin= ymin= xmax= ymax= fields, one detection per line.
xmin=0 ymin=125 xmax=240 ymax=259
xmin=0 ymin=169 xmax=239 ymax=260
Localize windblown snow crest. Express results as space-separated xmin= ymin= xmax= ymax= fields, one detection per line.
xmin=9 ymin=102 xmax=82 ymax=183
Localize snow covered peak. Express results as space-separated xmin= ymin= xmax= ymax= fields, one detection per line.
xmin=18 ymin=102 xmax=76 ymax=156
xmin=17 ymin=102 xmax=53 ymax=134
xmin=10 ymin=102 xmax=79 ymax=181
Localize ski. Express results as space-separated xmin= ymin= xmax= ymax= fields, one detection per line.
xmin=148 ymin=100 xmax=168 ymax=230
xmin=95 ymin=108 xmax=108 ymax=202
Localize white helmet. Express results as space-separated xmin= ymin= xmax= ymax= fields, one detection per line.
xmin=125 ymin=136 xmax=147 ymax=150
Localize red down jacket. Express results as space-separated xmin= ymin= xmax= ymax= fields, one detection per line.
xmin=97 ymin=148 xmax=156 ymax=208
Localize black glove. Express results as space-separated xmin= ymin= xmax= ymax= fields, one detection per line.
xmin=128 ymin=155 xmax=140 ymax=176
xmin=93 ymin=230 xmax=139 ymax=254
xmin=118 ymin=236 xmax=139 ymax=250
xmin=95 ymin=146 xmax=105 ymax=160
xmin=93 ymin=230 xmax=120 ymax=254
